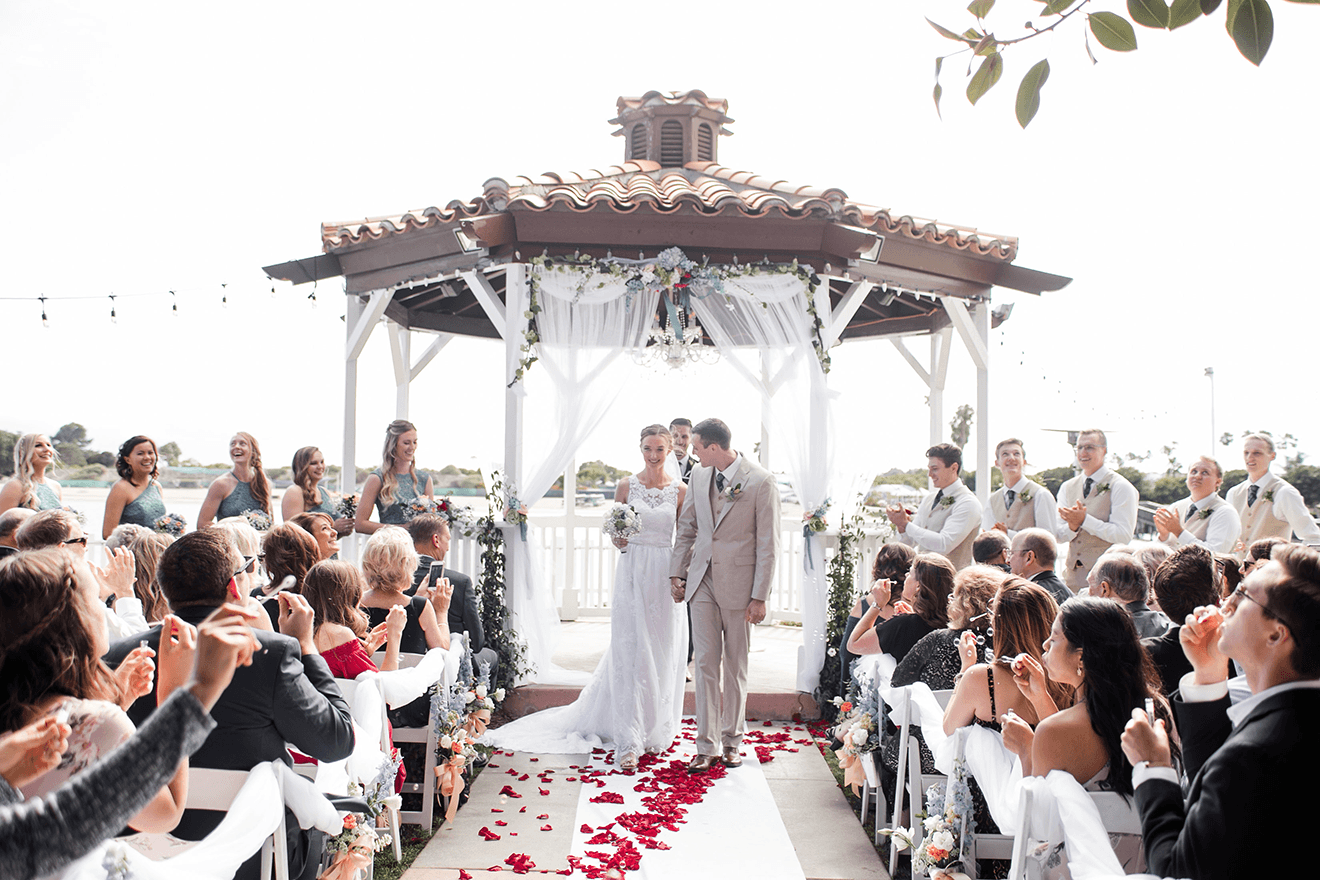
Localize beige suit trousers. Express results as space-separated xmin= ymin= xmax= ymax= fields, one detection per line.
xmin=689 ymin=572 xmax=751 ymax=755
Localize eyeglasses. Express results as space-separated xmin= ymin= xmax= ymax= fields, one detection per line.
xmin=1225 ymin=583 xmax=1293 ymax=630
xmin=62 ymin=536 xmax=88 ymax=546
xmin=233 ymin=555 xmax=256 ymax=577
xmin=1075 ymin=444 xmax=1103 ymax=453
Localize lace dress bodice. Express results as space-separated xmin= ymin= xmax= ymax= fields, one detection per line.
xmin=625 ymin=475 xmax=679 ymax=548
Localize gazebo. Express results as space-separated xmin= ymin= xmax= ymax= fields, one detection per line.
xmin=264 ymin=90 xmax=1070 ymax=692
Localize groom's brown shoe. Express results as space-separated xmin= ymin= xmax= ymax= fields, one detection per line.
xmin=721 ymin=747 xmax=743 ymax=768
xmin=688 ymin=754 xmax=717 ymax=773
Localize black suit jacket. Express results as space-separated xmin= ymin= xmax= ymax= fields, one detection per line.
xmin=1135 ymin=686 xmax=1320 ymax=880
xmin=104 ymin=605 xmax=356 ymax=839
xmin=1030 ymin=570 xmax=1072 ymax=605
xmin=411 ymin=557 xmax=486 ymax=653
xmin=1142 ymin=625 xmax=1193 ymax=699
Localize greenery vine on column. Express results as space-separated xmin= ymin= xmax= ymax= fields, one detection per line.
xmin=474 ymin=500 xmax=531 ymax=692
xmin=815 ymin=509 xmax=867 ymax=722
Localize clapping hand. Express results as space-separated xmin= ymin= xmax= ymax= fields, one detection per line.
xmin=0 ymin=714 xmax=72 ymax=789
xmin=92 ymin=546 xmax=137 ymax=602
xmin=1181 ymin=603 xmax=1230 ymax=683
xmin=1152 ymin=507 xmax=1179 ymax=541
xmin=885 ymin=504 xmax=910 ymax=531
xmin=113 ymin=643 xmax=156 ymax=708
xmin=1121 ymin=707 xmax=1172 ymax=769
xmin=1058 ymin=501 xmax=1087 ymax=531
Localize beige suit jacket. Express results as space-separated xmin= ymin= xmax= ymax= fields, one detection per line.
xmin=669 ymin=456 xmax=780 ymax=610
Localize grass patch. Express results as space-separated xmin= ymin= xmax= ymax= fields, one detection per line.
xmin=370 ymin=757 xmax=490 ymax=880
xmin=816 ymin=730 xmax=893 ymax=865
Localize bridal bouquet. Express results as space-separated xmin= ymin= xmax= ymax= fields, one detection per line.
xmin=602 ymin=503 xmax=643 ymax=544
xmin=243 ymin=509 xmax=272 ymax=532
xmin=404 ymin=497 xmax=440 ymax=520
xmin=153 ymin=512 xmax=187 ymax=537
xmin=335 ymin=493 xmax=358 ymax=520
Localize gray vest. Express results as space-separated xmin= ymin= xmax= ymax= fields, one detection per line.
xmin=989 ymin=481 xmax=1042 ymax=532
xmin=1065 ymin=478 xmax=1115 ymax=591
xmin=921 ymin=492 xmax=978 ymax=571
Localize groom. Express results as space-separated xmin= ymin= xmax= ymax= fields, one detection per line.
xmin=670 ymin=418 xmax=780 ymax=772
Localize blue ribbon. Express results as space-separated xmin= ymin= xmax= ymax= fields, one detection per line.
xmin=662 ymin=295 xmax=683 ymax=341
xmin=803 ymin=525 xmax=815 ymax=571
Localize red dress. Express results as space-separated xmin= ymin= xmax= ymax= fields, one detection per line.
xmin=321 ymin=639 xmax=406 ymax=792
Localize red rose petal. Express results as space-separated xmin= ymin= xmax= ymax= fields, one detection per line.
xmin=518 ymin=773 xmax=529 ymax=781
xmin=495 ymin=820 xmax=508 ymax=826
xmin=460 ymin=871 xmax=473 ymax=880
xmin=539 ymin=787 xmax=549 ymax=796
xmin=541 ymin=824 xmax=553 ymax=831
xmin=580 ymin=823 xmax=594 ymax=834
xmin=537 ymin=814 xmax=549 ymax=820
xmin=478 ymin=826 xmax=501 ymax=841
xmin=519 ymin=806 xmax=526 ymax=813
xmin=499 ymin=785 xmax=523 ymax=798
xmin=491 ymin=808 xmax=504 ymax=813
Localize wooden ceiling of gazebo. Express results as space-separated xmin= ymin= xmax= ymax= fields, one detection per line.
xmin=264 ymin=91 xmax=1070 ymax=341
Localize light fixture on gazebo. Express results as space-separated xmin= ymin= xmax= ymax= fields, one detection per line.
xmin=634 ymin=294 xmax=719 ymax=371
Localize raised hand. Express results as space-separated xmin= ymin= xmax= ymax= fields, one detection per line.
xmin=958 ymin=630 xmax=979 ymax=671
xmin=1152 ymin=507 xmax=1179 ymax=541
xmin=365 ymin=622 xmax=390 ymax=654
xmin=1121 ymin=707 xmax=1172 ymax=768
xmin=92 ymin=546 xmax=137 ymax=601
xmin=0 ymin=714 xmax=72 ymax=789
xmin=385 ymin=604 xmax=407 ymax=646
xmin=431 ymin=577 xmax=454 ymax=615
xmin=277 ymin=592 xmax=316 ymax=653
xmin=892 ymin=600 xmax=915 ymax=616
xmin=1181 ymin=604 xmax=1230 ymax=683
xmin=156 ymin=616 xmax=197 ymax=705
xmin=886 ymin=504 xmax=910 ymax=531
xmin=1010 ymin=653 xmax=1058 ymax=717
xmin=1001 ymin=711 xmax=1035 ymax=767
xmin=113 ymin=644 xmax=156 ymax=708
xmin=868 ymin=578 xmax=893 ymax=609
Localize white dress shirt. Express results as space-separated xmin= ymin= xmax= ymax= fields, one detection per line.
xmin=899 ymin=479 xmax=982 ymax=555
xmin=1055 ymin=464 xmax=1138 ymax=544
xmin=1228 ymin=472 xmax=1320 ymax=543
xmin=716 ymin=454 xmax=743 ymax=490
xmin=1165 ymin=494 xmax=1241 ymax=553
xmin=981 ymin=476 xmax=1061 ymax=537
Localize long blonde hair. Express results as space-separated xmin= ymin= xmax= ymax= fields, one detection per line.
xmin=12 ymin=434 xmax=60 ymax=510
xmin=233 ymin=432 xmax=271 ymax=514
xmin=378 ymin=420 xmax=418 ymax=507
xmin=292 ymin=446 xmax=322 ymax=509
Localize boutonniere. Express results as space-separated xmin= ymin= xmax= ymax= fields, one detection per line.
xmin=1017 ymin=487 xmax=1032 ymax=502
xmin=938 ymin=494 xmax=956 ymax=509
xmin=1198 ymin=508 xmax=1214 ymax=520
xmin=724 ymin=482 xmax=744 ymax=502
xmin=1096 ymin=482 xmax=1112 ymax=494
xmin=1263 ymin=489 xmax=1276 ymax=503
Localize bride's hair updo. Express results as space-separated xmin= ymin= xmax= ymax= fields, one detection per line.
xmin=639 ymin=424 xmax=673 ymax=446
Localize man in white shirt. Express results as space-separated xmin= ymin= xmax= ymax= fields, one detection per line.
xmin=1224 ymin=432 xmax=1320 ymax=549
xmin=1121 ymin=542 xmax=1320 ymax=880
xmin=887 ymin=442 xmax=983 ymax=570
xmin=1154 ymin=456 xmax=1241 ymax=553
xmin=1056 ymin=429 xmax=1138 ymax=591
xmin=664 ymin=418 xmax=696 ymax=483
xmin=983 ymin=437 xmax=1060 ymax=538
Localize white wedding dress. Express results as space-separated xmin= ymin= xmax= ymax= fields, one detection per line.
xmin=483 ymin=475 xmax=688 ymax=757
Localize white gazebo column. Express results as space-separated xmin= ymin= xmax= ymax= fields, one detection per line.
xmin=560 ymin=460 xmax=579 ymax=620
xmin=343 ymin=288 xmax=392 ymax=559
xmin=928 ymin=326 xmax=952 ymax=448
xmin=388 ymin=320 xmax=411 ymax=419
xmin=499 ymin=264 xmax=526 ymax=564
xmin=942 ymin=296 xmax=992 ymax=506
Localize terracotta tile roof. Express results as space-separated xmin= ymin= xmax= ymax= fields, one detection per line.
xmin=321 ymin=161 xmax=1017 ymax=260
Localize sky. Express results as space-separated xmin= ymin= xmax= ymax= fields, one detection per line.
xmin=3 ymin=0 xmax=1317 ymax=487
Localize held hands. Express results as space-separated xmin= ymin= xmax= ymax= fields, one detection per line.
xmin=156 ymin=615 xmax=197 ymax=705
xmin=1181 ymin=604 xmax=1230 ymax=684
xmin=1120 ymin=708 xmax=1172 ymax=769
xmin=746 ymin=598 xmax=767 ymax=625
xmin=114 ymin=644 xmax=156 ymax=708
xmin=0 ymin=714 xmax=72 ymax=789
xmin=277 ymin=592 xmax=316 ymax=653
xmin=670 ymin=577 xmax=686 ymax=604
xmin=1152 ymin=507 xmax=1179 ymax=541
xmin=1058 ymin=502 xmax=1087 ymax=531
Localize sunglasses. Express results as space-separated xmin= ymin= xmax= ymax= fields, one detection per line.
xmin=62 ymin=536 xmax=88 ymax=546
xmin=233 ymin=555 xmax=257 ymax=577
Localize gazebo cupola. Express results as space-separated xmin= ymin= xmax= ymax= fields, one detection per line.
xmin=611 ymin=90 xmax=733 ymax=166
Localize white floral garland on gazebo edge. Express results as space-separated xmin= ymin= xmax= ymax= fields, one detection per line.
xmin=511 ymin=247 xmax=830 ymax=386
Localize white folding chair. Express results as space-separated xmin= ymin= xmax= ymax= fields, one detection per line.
xmin=953 ymin=727 xmax=1014 ymax=879
xmin=888 ymin=686 xmax=954 ymax=875
xmin=374 ymin=651 xmax=440 ymax=829
xmin=1007 ymin=777 xmax=1144 ymax=880
xmin=188 ymin=767 xmax=290 ymax=880
xmin=336 ymin=676 xmax=402 ymax=864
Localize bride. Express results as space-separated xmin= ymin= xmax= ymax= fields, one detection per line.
xmin=483 ymin=424 xmax=689 ymax=770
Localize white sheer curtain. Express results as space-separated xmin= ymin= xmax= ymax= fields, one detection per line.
xmin=688 ymin=273 xmax=834 ymax=694
xmin=508 ymin=266 xmax=660 ymax=684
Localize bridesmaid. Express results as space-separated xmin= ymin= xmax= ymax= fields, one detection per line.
xmin=281 ymin=446 xmax=353 ymax=535
xmin=354 ymin=420 xmax=434 ymax=534
xmin=197 ymin=432 xmax=272 ymax=528
xmin=0 ymin=434 xmax=63 ymax=514
xmin=102 ymin=436 xmax=166 ymax=539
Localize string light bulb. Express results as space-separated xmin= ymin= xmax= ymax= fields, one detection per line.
xmin=170 ymin=290 xmax=178 ymax=315
xmin=39 ymin=295 xmax=49 ymax=328
xmin=308 ymin=280 xmax=317 ymax=309
xmin=221 ymin=282 xmax=228 ymax=308
xmin=109 ymin=294 xmax=117 ymax=324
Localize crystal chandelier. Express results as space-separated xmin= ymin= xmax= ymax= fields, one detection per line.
xmin=633 ymin=295 xmax=720 ymax=370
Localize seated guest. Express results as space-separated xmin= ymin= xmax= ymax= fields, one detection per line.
xmin=103 ymin=528 xmax=354 ymax=879
xmin=1143 ymin=545 xmax=1222 ymax=699
xmin=1090 ymin=552 xmax=1172 ymax=638
xmin=304 ymin=560 xmax=406 ymax=675
xmin=1241 ymin=535 xmax=1285 ymax=577
xmin=1215 ymin=553 xmax=1242 ymax=599
xmin=983 ymin=437 xmax=1061 ymax=538
xmin=1132 ymin=541 xmax=1171 ymax=614
xmin=888 ymin=443 xmax=983 ymax=570
xmin=1121 ymin=543 xmax=1320 ymax=880
xmin=1226 ymin=432 xmax=1320 ymax=547
xmin=0 ymin=606 xmax=262 ymax=880
xmin=1008 ymin=527 xmax=1072 ymax=605
xmin=104 ymin=522 xmax=149 ymax=554
xmin=290 ymin=511 xmax=341 ymax=562
xmin=407 ymin=514 xmax=499 ymax=676
xmin=846 ymin=553 xmax=955 ymax=663
xmin=1153 ymin=456 xmax=1241 ymax=554
xmin=15 ymin=508 xmax=146 ymax=641
xmin=840 ymin=543 xmax=915 ymax=693
xmin=0 ymin=507 xmax=34 ymax=559
xmin=973 ymin=530 xmax=1011 ymax=572
xmin=250 ymin=522 xmax=321 ymax=627
xmin=361 ymin=526 xmax=451 ymax=656
xmin=212 ymin=517 xmax=274 ymax=632
xmin=128 ymin=530 xmax=173 ymax=623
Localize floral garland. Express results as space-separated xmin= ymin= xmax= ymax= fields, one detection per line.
xmin=475 ymin=472 xmax=531 ymax=690
xmin=882 ymin=757 xmax=978 ymax=878
xmin=514 ymin=247 xmax=831 ymax=386
xmin=322 ymin=750 xmax=403 ymax=879
xmin=401 ymin=494 xmax=479 ymax=537
xmin=431 ymin=648 xmax=505 ymax=824
xmin=829 ymin=667 xmax=882 ymax=795
xmin=816 ymin=507 xmax=867 ymax=717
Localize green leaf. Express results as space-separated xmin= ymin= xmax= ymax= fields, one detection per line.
xmin=1128 ymin=0 xmax=1170 ymax=27
xmin=1089 ymin=11 xmax=1140 ymax=50
xmin=962 ymin=27 xmax=985 ymax=40
xmin=934 ymin=82 xmax=944 ymax=119
xmin=1230 ymin=0 xmax=1273 ymax=64
xmin=973 ymin=34 xmax=1000 ymax=56
xmin=1170 ymin=0 xmax=1204 ymax=27
xmin=1043 ymin=0 xmax=1075 ymax=13
xmin=1283 ymin=0 xmax=1320 ymax=4
xmin=1200 ymin=0 xmax=1222 ymax=13
xmin=1015 ymin=59 xmax=1051 ymax=128
xmin=966 ymin=53 xmax=1004 ymax=105
xmin=927 ymin=18 xmax=969 ymax=42
xmin=968 ymin=0 xmax=996 ymax=17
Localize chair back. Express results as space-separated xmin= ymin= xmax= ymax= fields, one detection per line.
xmin=185 ymin=767 xmax=289 ymax=880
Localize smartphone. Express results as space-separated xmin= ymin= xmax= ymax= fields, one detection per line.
xmin=429 ymin=561 xmax=446 ymax=586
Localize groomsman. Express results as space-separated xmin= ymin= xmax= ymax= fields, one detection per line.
xmin=983 ymin=437 xmax=1060 ymax=537
xmin=1225 ymin=433 xmax=1320 ymax=547
xmin=1056 ymin=429 xmax=1138 ymax=591
xmin=665 ymin=418 xmax=697 ymax=483
xmin=1154 ymin=456 xmax=1241 ymax=554
xmin=888 ymin=442 xmax=982 ymax=570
